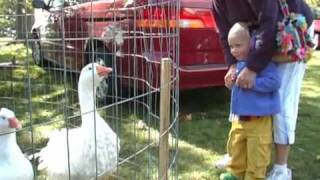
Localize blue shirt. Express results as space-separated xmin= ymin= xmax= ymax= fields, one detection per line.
xmin=231 ymin=61 xmax=281 ymax=116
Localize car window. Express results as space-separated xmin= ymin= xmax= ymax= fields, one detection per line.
xmin=65 ymin=0 xmax=80 ymax=6
xmin=79 ymin=0 xmax=99 ymax=2
xmin=44 ymin=0 xmax=64 ymax=8
xmin=43 ymin=0 xmax=80 ymax=8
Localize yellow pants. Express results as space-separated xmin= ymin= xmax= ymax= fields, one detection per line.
xmin=226 ymin=116 xmax=273 ymax=180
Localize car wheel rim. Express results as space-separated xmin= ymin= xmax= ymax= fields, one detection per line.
xmin=32 ymin=43 xmax=41 ymax=65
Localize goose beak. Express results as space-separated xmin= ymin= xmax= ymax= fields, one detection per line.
xmin=96 ymin=65 xmax=113 ymax=77
xmin=9 ymin=117 xmax=22 ymax=129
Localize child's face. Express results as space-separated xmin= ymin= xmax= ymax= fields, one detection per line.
xmin=228 ymin=34 xmax=250 ymax=61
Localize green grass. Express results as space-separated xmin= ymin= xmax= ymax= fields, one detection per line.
xmin=289 ymin=52 xmax=320 ymax=179
xmin=0 ymin=41 xmax=319 ymax=179
xmin=178 ymin=88 xmax=230 ymax=180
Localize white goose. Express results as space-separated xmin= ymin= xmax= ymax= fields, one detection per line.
xmin=39 ymin=63 xmax=120 ymax=180
xmin=0 ymin=108 xmax=34 ymax=180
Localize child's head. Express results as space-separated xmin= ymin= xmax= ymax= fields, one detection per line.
xmin=228 ymin=22 xmax=251 ymax=61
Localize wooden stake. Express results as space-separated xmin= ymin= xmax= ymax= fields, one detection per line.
xmin=159 ymin=58 xmax=172 ymax=180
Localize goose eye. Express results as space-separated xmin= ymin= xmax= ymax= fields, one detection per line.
xmin=0 ymin=116 xmax=5 ymax=120
xmin=88 ymin=67 xmax=92 ymax=70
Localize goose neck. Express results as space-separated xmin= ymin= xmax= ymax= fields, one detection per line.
xmin=78 ymin=85 xmax=96 ymax=113
xmin=0 ymin=132 xmax=17 ymax=155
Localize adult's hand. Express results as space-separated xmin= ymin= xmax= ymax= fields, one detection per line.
xmin=236 ymin=67 xmax=257 ymax=89
xmin=224 ymin=64 xmax=236 ymax=89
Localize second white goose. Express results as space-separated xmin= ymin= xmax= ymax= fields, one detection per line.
xmin=39 ymin=63 xmax=120 ymax=180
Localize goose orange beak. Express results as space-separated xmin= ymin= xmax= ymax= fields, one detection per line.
xmin=9 ymin=117 xmax=22 ymax=129
xmin=96 ymin=65 xmax=113 ymax=77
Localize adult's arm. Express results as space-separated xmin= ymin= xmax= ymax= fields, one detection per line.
xmin=212 ymin=0 xmax=237 ymax=67
xmin=246 ymin=0 xmax=279 ymax=73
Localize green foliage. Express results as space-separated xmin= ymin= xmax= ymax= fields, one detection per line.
xmin=305 ymin=0 xmax=320 ymax=7
xmin=312 ymin=7 xmax=320 ymax=19
xmin=0 ymin=0 xmax=33 ymax=37
xmin=305 ymin=0 xmax=320 ymax=19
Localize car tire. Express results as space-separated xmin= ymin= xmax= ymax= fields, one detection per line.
xmin=31 ymin=41 xmax=47 ymax=66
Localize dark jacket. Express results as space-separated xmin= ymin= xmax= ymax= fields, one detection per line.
xmin=212 ymin=0 xmax=313 ymax=73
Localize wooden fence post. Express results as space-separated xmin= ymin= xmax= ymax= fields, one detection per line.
xmin=159 ymin=58 xmax=172 ymax=180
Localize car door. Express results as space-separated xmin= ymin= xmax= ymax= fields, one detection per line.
xmin=61 ymin=0 xmax=86 ymax=71
xmin=33 ymin=0 xmax=64 ymax=64
xmin=46 ymin=0 xmax=69 ymax=66
xmin=33 ymin=0 xmax=63 ymax=63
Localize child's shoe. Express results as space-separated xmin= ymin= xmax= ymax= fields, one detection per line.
xmin=213 ymin=154 xmax=231 ymax=169
xmin=219 ymin=172 xmax=237 ymax=180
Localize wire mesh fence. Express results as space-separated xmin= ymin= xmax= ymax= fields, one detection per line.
xmin=0 ymin=0 xmax=179 ymax=179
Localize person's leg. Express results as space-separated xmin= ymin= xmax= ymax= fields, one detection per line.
xmin=275 ymin=144 xmax=290 ymax=165
xmin=268 ymin=62 xmax=305 ymax=180
xmin=221 ymin=118 xmax=247 ymax=179
xmin=213 ymin=113 xmax=234 ymax=169
xmin=272 ymin=22 xmax=316 ymax=167
xmin=246 ymin=116 xmax=272 ymax=180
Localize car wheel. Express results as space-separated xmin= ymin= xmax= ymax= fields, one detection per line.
xmin=31 ymin=41 xmax=46 ymax=66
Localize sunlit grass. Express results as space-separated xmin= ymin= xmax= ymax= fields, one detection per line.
xmin=0 ymin=41 xmax=32 ymax=62
xmin=290 ymin=51 xmax=320 ymax=179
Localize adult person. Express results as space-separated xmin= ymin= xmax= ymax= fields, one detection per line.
xmin=212 ymin=0 xmax=313 ymax=179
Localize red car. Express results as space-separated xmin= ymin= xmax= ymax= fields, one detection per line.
xmin=31 ymin=0 xmax=227 ymax=92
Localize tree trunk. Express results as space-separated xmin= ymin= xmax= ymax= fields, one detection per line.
xmin=16 ymin=0 xmax=25 ymax=39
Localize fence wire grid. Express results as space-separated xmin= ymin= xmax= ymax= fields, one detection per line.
xmin=0 ymin=0 xmax=179 ymax=179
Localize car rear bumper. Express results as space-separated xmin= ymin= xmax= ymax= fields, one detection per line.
xmin=179 ymin=64 xmax=227 ymax=90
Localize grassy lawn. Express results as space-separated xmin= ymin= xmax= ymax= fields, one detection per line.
xmin=0 ymin=41 xmax=319 ymax=179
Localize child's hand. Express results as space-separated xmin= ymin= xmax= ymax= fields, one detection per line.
xmin=236 ymin=67 xmax=256 ymax=89
xmin=231 ymin=73 xmax=236 ymax=82
xmin=224 ymin=64 xmax=236 ymax=89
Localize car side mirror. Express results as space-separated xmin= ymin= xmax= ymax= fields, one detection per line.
xmin=32 ymin=0 xmax=49 ymax=10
